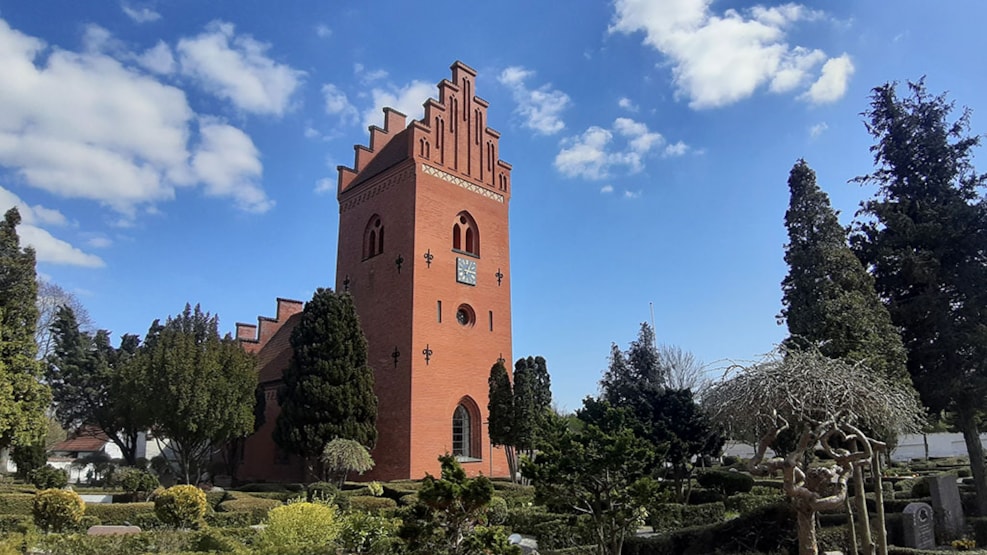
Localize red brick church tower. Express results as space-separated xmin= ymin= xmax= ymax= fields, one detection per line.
xmin=335 ymin=61 xmax=512 ymax=480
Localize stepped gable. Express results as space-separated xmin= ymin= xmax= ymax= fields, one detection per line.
xmin=337 ymin=60 xmax=511 ymax=200
xmin=235 ymin=297 xmax=303 ymax=362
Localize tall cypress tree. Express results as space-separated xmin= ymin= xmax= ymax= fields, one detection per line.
xmin=0 ymin=208 xmax=49 ymax=450
xmin=274 ymin=288 xmax=377 ymax=474
xmin=780 ymin=159 xmax=909 ymax=385
xmin=852 ymin=80 xmax=987 ymax=513
xmin=486 ymin=359 xmax=517 ymax=480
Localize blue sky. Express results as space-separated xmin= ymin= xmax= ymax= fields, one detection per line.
xmin=1 ymin=1 xmax=985 ymax=411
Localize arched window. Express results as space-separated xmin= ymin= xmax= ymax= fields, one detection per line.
xmin=452 ymin=397 xmax=481 ymax=460
xmin=451 ymin=211 xmax=479 ymax=257
xmin=363 ymin=216 xmax=384 ymax=259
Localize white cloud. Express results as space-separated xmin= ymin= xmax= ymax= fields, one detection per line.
xmin=555 ymin=117 xmax=684 ymax=179
xmin=315 ymin=24 xmax=331 ymax=38
xmin=0 ymin=18 xmax=271 ymax=217
xmin=617 ymin=97 xmax=638 ymax=112
xmin=0 ymin=186 xmax=104 ymax=267
xmin=87 ymin=236 xmax=112 ymax=248
xmin=314 ymin=177 xmax=334 ymax=194
xmin=322 ymin=83 xmax=358 ymax=124
xmin=600 ymin=184 xmax=614 ymax=194
xmin=121 ymin=4 xmax=161 ymax=23
xmin=800 ymin=53 xmax=854 ymax=104
xmin=610 ymin=0 xmax=847 ymax=108
xmin=191 ymin=119 xmax=271 ymax=213
xmin=498 ymin=66 xmax=570 ymax=135
xmin=137 ymin=41 xmax=175 ymax=74
xmin=177 ymin=21 xmax=305 ymax=116
xmin=354 ymin=63 xmax=387 ymax=83
xmin=624 ymin=190 xmax=642 ymax=199
xmin=363 ymin=80 xmax=433 ymax=129
xmin=809 ymin=122 xmax=828 ymax=138
xmin=663 ymin=141 xmax=689 ymax=157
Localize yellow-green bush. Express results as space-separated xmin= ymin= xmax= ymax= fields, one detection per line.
xmin=154 ymin=485 xmax=207 ymax=529
xmin=33 ymin=488 xmax=85 ymax=533
xmin=260 ymin=501 xmax=340 ymax=553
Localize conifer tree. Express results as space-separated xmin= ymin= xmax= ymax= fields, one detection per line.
xmin=47 ymin=306 xmax=146 ymax=465
xmin=512 ymin=356 xmax=552 ymax=460
xmin=852 ymin=80 xmax=987 ymax=513
xmin=780 ymin=159 xmax=909 ymax=385
xmin=274 ymin=288 xmax=377 ymax=477
xmin=0 ymin=208 xmax=50 ymax=450
xmin=137 ymin=304 xmax=256 ymax=483
xmin=486 ymin=359 xmax=517 ymax=480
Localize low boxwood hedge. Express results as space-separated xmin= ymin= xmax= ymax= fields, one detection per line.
xmin=349 ymin=495 xmax=398 ymax=512
xmin=696 ymin=469 xmax=754 ymax=496
xmin=0 ymin=514 xmax=32 ymax=534
xmin=216 ymin=493 xmax=281 ymax=524
xmin=84 ymin=501 xmax=154 ymax=525
xmin=648 ymin=502 xmax=726 ymax=532
xmin=0 ymin=493 xmax=34 ymax=515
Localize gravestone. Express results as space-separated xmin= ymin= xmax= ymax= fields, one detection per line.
xmin=87 ymin=525 xmax=141 ymax=536
xmin=902 ymin=502 xmax=935 ymax=549
xmin=928 ymin=474 xmax=964 ymax=543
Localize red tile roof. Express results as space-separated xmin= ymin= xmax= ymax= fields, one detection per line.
xmin=51 ymin=430 xmax=108 ymax=453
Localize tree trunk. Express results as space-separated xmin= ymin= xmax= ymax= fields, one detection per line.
xmin=853 ymin=462 xmax=873 ymax=555
xmin=504 ymin=445 xmax=518 ymax=483
xmin=845 ymin=493 xmax=859 ymax=555
xmin=872 ymin=451 xmax=889 ymax=555
xmin=797 ymin=508 xmax=818 ymax=555
xmin=957 ymin=407 xmax=987 ymax=516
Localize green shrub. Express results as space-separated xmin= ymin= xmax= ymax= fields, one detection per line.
xmin=398 ymin=493 xmax=418 ymax=506
xmin=500 ymin=506 xmax=594 ymax=550
xmin=33 ymin=488 xmax=85 ymax=532
xmin=350 ymin=495 xmax=398 ymax=512
xmin=648 ymin=502 xmax=726 ymax=532
xmin=241 ymin=491 xmax=297 ymax=502
xmin=0 ymin=514 xmax=33 ymax=534
xmin=76 ymin=515 xmax=100 ymax=531
xmin=307 ymin=481 xmax=350 ymax=510
xmin=84 ymin=502 xmax=154 ymax=525
xmin=488 ymin=496 xmax=509 ymax=526
xmin=367 ymin=481 xmax=384 ymax=497
xmin=725 ymin=492 xmax=785 ymax=514
xmin=116 ymin=468 xmax=159 ymax=501
xmin=261 ymin=501 xmax=340 ymax=552
xmin=132 ymin=512 xmax=165 ymax=530
xmin=11 ymin=443 xmax=46 ymax=479
xmin=0 ymin=493 xmax=35 ymax=515
xmin=237 ymin=482 xmax=295 ymax=493
xmin=218 ymin=492 xmax=282 ymax=524
xmin=685 ymin=487 xmax=723 ymax=504
xmin=339 ymin=510 xmax=399 ymax=554
xmin=911 ymin=479 xmax=930 ymax=498
xmin=696 ymin=469 xmax=755 ymax=496
xmin=193 ymin=527 xmax=246 ymax=552
xmin=28 ymin=465 xmax=68 ymax=490
xmin=205 ymin=510 xmax=251 ymax=527
xmin=154 ymin=484 xmax=207 ymax=529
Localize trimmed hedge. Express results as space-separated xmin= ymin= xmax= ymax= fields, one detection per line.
xmin=684 ymin=487 xmax=723 ymax=505
xmin=724 ymin=492 xmax=785 ymax=515
xmin=624 ymin=501 xmax=797 ymax=555
xmin=349 ymin=495 xmax=398 ymax=512
xmin=204 ymin=510 xmax=252 ymax=527
xmin=235 ymin=482 xmax=304 ymax=493
xmin=0 ymin=514 xmax=32 ymax=534
xmin=500 ymin=506 xmax=594 ymax=550
xmin=697 ymin=469 xmax=754 ymax=496
xmin=217 ymin=492 xmax=281 ymax=524
xmin=240 ymin=491 xmax=299 ymax=502
xmin=84 ymin=502 xmax=154 ymax=525
xmin=0 ymin=493 xmax=34 ymax=515
xmin=648 ymin=502 xmax=725 ymax=532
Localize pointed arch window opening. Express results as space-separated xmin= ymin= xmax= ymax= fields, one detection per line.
xmin=452 ymin=399 xmax=481 ymax=461
xmin=451 ymin=212 xmax=479 ymax=258
xmin=364 ymin=216 xmax=385 ymax=260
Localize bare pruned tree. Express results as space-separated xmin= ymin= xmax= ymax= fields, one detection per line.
xmin=658 ymin=344 xmax=708 ymax=395
xmin=36 ymin=280 xmax=92 ymax=360
xmin=703 ymin=349 xmax=924 ymax=555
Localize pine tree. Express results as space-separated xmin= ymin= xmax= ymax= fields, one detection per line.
xmin=780 ymin=159 xmax=909 ymax=385
xmin=512 ymin=356 xmax=553 ymax=460
xmin=274 ymin=289 xmax=377 ymax=476
xmin=852 ymin=80 xmax=987 ymax=513
xmin=600 ymin=323 xmax=663 ymax=407
xmin=0 ymin=208 xmax=49 ymax=450
xmin=138 ymin=304 xmax=257 ymax=484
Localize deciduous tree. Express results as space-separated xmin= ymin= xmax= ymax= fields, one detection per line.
xmin=35 ymin=280 xmax=92 ymax=360
xmin=704 ymin=349 xmax=924 ymax=555
xmin=851 ymin=80 xmax=987 ymax=514
xmin=274 ymin=289 xmax=377 ymax=478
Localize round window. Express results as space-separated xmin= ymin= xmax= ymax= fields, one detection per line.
xmin=456 ymin=304 xmax=475 ymax=327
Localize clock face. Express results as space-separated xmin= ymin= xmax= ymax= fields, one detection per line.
xmin=456 ymin=257 xmax=477 ymax=285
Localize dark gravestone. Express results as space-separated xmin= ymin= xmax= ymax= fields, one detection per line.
xmin=902 ymin=502 xmax=935 ymax=549
xmin=928 ymin=474 xmax=964 ymax=543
